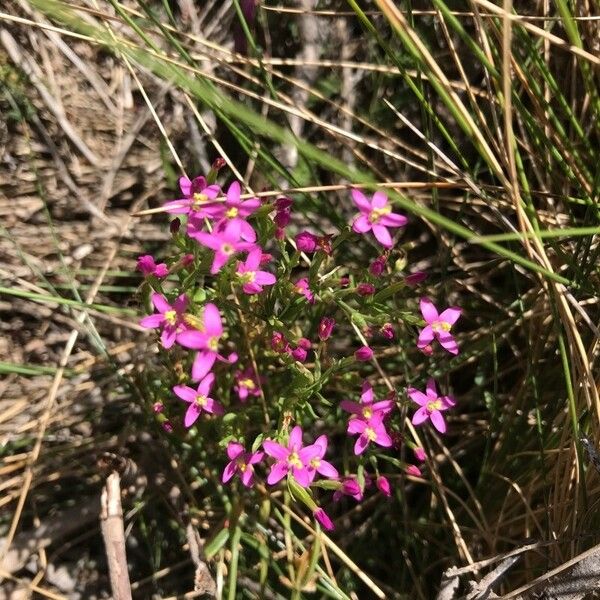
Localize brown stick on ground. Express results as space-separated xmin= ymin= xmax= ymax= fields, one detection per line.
xmin=100 ymin=472 xmax=132 ymax=600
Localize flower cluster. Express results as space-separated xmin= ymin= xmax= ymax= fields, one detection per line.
xmin=138 ymin=169 xmax=463 ymax=532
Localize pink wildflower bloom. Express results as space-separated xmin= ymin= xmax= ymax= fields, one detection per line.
xmin=295 ymin=231 xmax=318 ymax=253
xmin=263 ymin=426 xmax=323 ymax=488
xmin=333 ymin=477 xmax=363 ymax=502
xmin=139 ymin=292 xmax=189 ymax=349
xmin=318 ymin=317 xmax=335 ymax=341
xmin=405 ymin=271 xmax=428 ymax=286
xmin=351 ymin=189 xmax=407 ymax=248
xmin=177 ymin=303 xmax=229 ymax=381
xmin=357 ymin=283 xmax=376 ymax=296
xmin=222 ymin=442 xmax=263 ymax=487
xmin=347 ymin=413 xmax=393 ymax=455
xmin=271 ymin=331 xmax=289 ymax=353
xmin=406 ymin=465 xmax=422 ymax=477
xmin=341 ymin=380 xmax=395 ymax=422
xmin=380 ymin=323 xmax=394 ymax=339
xmin=235 ymin=247 xmax=276 ymax=294
xmin=303 ymin=434 xmax=338 ymax=484
xmin=408 ymin=378 xmax=456 ymax=434
xmin=233 ymin=367 xmax=261 ymax=402
xmin=290 ymin=338 xmax=310 ymax=362
xmin=294 ymin=278 xmax=315 ymax=303
xmin=274 ymin=197 xmax=292 ymax=228
xmin=313 ymin=508 xmax=334 ymax=531
xmin=137 ymin=255 xmax=168 ymax=278
xmin=417 ymin=297 xmax=462 ymax=355
xmin=275 ymin=197 xmax=293 ymax=211
xmin=354 ymin=346 xmax=373 ymax=361
xmin=205 ymin=181 xmax=260 ymax=242
xmin=369 ymin=256 xmax=387 ymax=276
xmin=163 ymin=175 xmax=220 ymax=216
xmin=414 ymin=447 xmax=427 ymax=462
xmin=173 ymin=373 xmax=224 ymax=428
xmin=376 ymin=476 xmax=392 ymax=497
xmin=191 ymin=220 xmax=256 ymax=275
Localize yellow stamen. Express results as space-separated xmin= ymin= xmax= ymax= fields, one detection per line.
xmin=362 ymin=407 xmax=373 ymax=420
xmin=426 ymin=399 xmax=443 ymax=413
xmin=164 ymin=310 xmax=177 ymax=325
xmin=369 ymin=206 xmax=391 ymax=223
xmin=240 ymin=378 xmax=255 ymax=390
xmin=287 ymin=452 xmax=303 ymax=468
xmin=192 ymin=192 xmax=208 ymax=210
xmin=226 ymin=207 xmax=239 ymax=218
xmin=207 ymin=336 xmax=219 ymax=351
xmin=195 ymin=394 xmax=207 ymax=408
xmin=365 ymin=427 xmax=377 ymax=441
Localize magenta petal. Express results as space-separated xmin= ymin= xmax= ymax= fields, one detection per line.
xmin=241 ymin=468 xmax=254 ymax=487
xmin=351 ymin=188 xmax=371 ymax=212
xmin=173 ymin=384 xmax=197 ymax=403
xmin=317 ymin=460 xmax=338 ymax=479
xmin=425 ymin=378 xmax=438 ymax=398
xmin=360 ymin=381 xmax=374 ymax=404
xmin=164 ymin=198 xmax=190 ymax=214
xmin=203 ymin=303 xmax=223 ymax=336
xmin=430 ymin=410 xmax=447 ymax=433
xmin=173 ymin=294 xmax=189 ymax=313
xmin=198 ymin=373 xmax=215 ymax=396
xmin=227 ymin=442 xmax=244 ymax=460
xmin=248 ymin=452 xmax=263 ymax=464
xmin=420 ymin=297 xmax=439 ymax=323
xmin=439 ymin=307 xmax=462 ymax=325
xmin=372 ymin=224 xmax=393 ymax=248
xmin=354 ymin=435 xmax=369 ymax=455
xmin=239 ymin=220 xmax=257 ymax=242
xmin=407 ymin=388 xmax=429 ymax=406
xmin=204 ymin=398 xmax=224 ymax=415
xmin=375 ymin=430 xmax=393 ymax=447
xmin=347 ymin=418 xmax=366 ymax=434
xmin=222 ymin=461 xmax=237 ymax=483
xmin=298 ymin=444 xmax=320 ymax=464
xmin=288 ymin=426 xmax=303 ymax=450
xmin=441 ymin=395 xmax=456 ymax=409
xmin=245 ymin=247 xmax=261 ymax=270
xmin=292 ymin=466 xmax=311 ymax=487
xmin=380 ymin=212 xmax=407 ymax=227
xmin=140 ymin=314 xmax=164 ymax=329
xmin=179 ymin=176 xmax=192 ymax=196
xmin=184 ymin=404 xmax=201 ymax=428
xmin=204 ymin=184 xmax=220 ymax=199
xmin=194 ymin=232 xmax=222 ymax=251
xmin=227 ymin=180 xmax=241 ymax=202
xmin=161 ymin=328 xmax=176 ymax=349
xmin=254 ymin=271 xmax=276 ymax=285
xmin=267 ymin=463 xmax=288 ymax=485
xmin=438 ymin=332 xmax=459 ymax=355
xmin=313 ymin=435 xmax=328 ymax=453
xmin=177 ymin=330 xmax=206 ymax=349
xmin=192 ymin=350 xmax=216 ymax=381
xmin=371 ymin=191 xmax=388 ymax=208
xmin=211 ymin=251 xmax=229 ymax=274
xmin=151 ymin=293 xmax=171 ymax=313
xmin=340 ymin=400 xmax=362 ymax=415
xmin=242 ymin=282 xmax=262 ymax=295
xmin=417 ymin=325 xmax=435 ymax=348
xmin=412 ymin=406 xmax=430 ymax=426
xmin=352 ymin=214 xmax=371 ymax=233
xmin=263 ymin=440 xmax=288 ymax=460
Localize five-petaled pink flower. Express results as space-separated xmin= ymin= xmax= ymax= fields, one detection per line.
xmin=351 ymin=189 xmax=407 ymax=248
xmin=417 ymin=297 xmax=461 ymax=355
xmin=341 ymin=380 xmax=395 ymax=423
xmin=164 ymin=175 xmax=220 ymax=216
xmin=235 ymin=247 xmax=276 ymax=294
xmin=304 ymin=435 xmax=338 ymax=484
xmin=177 ymin=303 xmax=229 ymax=380
xmin=173 ymin=373 xmax=224 ymax=427
xmin=140 ymin=292 xmax=189 ymax=349
xmin=233 ymin=367 xmax=261 ymax=402
xmin=263 ymin=426 xmax=333 ymax=487
xmin=408 ymin=378 xmax=456 ymax=434
xmin=191 ymin=220 xmax=256 ymax=275
xmin=137 ymin=255 xmax=168 ymax=278
xmin=347 ymin=413 xmax=393 ymax=455
xmin=294 ymin=278 xmax=315 ymax=303
xmin=205 ymin=181 xmax=260 ymax=242
xmin=222 ymin=442 xmax=263 ymax=487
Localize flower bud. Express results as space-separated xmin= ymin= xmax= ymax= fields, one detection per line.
xmin=318 ymin=317 xmax=335 ymax=341
xmin=414 ymin=447 xmax=427 ymax=462
xmin=295 ymin=231 xmax=318 ymax=253
xmin=376 ymin=476 xmax=391 ymax=497
xmin=354 ymin=346 xmax=373 ymax=361
xmin=406 ymin=465 xmax=422 ymax=477
xmin=313 ymin=508 xmax=334 ymax=531
xmin=357 ymin=283 xmax=376 ymax=296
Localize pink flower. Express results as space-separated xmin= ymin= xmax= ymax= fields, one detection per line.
xmin=177 ymin=303 xmax=229 ymax=380
xmin=205 ymin=181 xmax=259 ymax=242
xmin=274 ymin=197 xmax=292 ymax=230
xmin=222 ymin=442 xmax=263 ymax=487
xmin=191 ymin=220 xmax=256 ymax=275
xmin=351 ymin=189 xmax=407 ymax=248
xmin=313 ymin=508 xmax=334 ymax=531
xmin=271 ymin=331 xmax=289 ymax=353
xmin=408 ymin=378 xmax=456 ymax=434
xmin=173 ymin=373 xmax=224 ymax=428
xmin=406 ymin=465 xmax=422 ymax=477
xmin=233 ymin=367 xmax=261 ymax=402
xmin=139 ymin=293 xmax=189 ymax=349
xmin=357 ymin=283 xmax=376 ymax=296
xmin=263 ymin=426 xmax=331 ymax=488
xmin=405 ymin=271 xmax=427 ymax=286
xmin=354 ymin=346 xmax=373 ymax=361
xmin=304 ymin=435 xmax=338 ymax=484
xmin=369 ymin=256 xmax=387 ymax=276
xmin=376 ymin=476 xmax=391 ymax=497
xmin=295 ymin=231 xmax=318 ymax=253
xmin=380 ymin=323 xmax=394 ymax=339
xmin=417 ymin=297 xmax=461 ymax=355
xmin=316 ymin=234 xmax=333 ymax=255
xmin=341 ymin=380 xmax=395 ymax=422
xmin=153 ymin=402 xmax=164 ymax=413
xmin=294 ymin=278 xmax=315 ymax=303
xmin=163 ymin=175 xmax=220 ymax=216
xmin=347 ymin=413 xmax=393 ymax=455
xmin=333 ymin=477 xmax=363 ymax=502
xmin=137 ymin=255 xmax=168 ymax=278
xmin=414 ymin=447 xmax=427 ymax=462
xmin=235 ymin=247 xmax=276 ymax=294
xmin=318 ymin=317 xmax=335 ymax=341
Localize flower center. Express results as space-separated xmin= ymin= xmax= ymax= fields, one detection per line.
xmin=426 ymin=398 xmax=442 ymax=413
xmin=237 ymin=459 xmax=248 ymax=472
xmin=207 ymin=336 xmax=219 ymax=351
xmin=432 ymin=320 xmax=451 ymax=333
xmin=239 ymin=271 xmax=255 ymax=284
xmin=195 ymin=394 xmax=207 ymax=408
xmin=287 ymin=452 xmax=303 ymax=468
xmin=164 ymin=310 xmax=177 ymax=325
xmin=226 ymin=207 xmax=239 ymax=218
xmin=192 ymin=192 xmax=207 ymax=210
xmin=310 ymin=457 xmax=321 ymax=469
xmin=222 ymin=243 xmax=235 ymax=255
xmin=240 ymin=378 xmax=255 ymax=390
xmin=362 ymin=407 xmax=373 ymax=420
xmin=369 ymin=206 xmax=391 ymax=223
xmin=365 ymin=427 xmax=377 ymax=441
